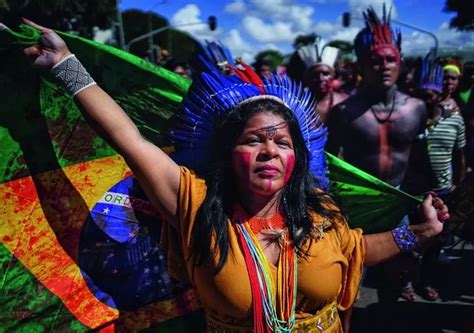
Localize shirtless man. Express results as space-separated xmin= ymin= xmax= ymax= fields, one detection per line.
xmin=326 ymin=8 xmax=428 ymax=318
xmin=303 ymin=63 xmax=347 ymax=124
xmin=326 ymin=9 xmax=426 ymax=187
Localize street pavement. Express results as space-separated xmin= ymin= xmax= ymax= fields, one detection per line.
xmin=350 ymin=240 xmax=474 ymax=333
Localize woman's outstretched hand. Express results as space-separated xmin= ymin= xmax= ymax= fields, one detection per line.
xmin=21 ymin=18 xmax=71 ymax=69
xmin=411 ymin=193 xmax=449 ymax=242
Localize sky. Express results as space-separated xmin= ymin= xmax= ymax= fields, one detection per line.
xmin=117 ymin=0 xmax=474 ymax=63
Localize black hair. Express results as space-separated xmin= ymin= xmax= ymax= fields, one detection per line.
xmin=189 ymin=98 xmax=342 ymax=273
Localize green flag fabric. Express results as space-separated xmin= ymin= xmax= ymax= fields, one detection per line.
xmin=327 ymin=153 xmax=421 ymax=233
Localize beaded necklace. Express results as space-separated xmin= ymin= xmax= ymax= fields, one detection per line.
xmin=370 ymin=93 xmax=396 ymax=124
xmin=233 ymin=206 xmax=297 ymax=333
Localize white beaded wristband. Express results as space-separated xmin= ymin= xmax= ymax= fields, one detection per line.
xmin=50 ymin=54 xmax=96 ymax=96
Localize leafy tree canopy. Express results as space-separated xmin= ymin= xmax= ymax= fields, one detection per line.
xmin=0 ymin=0 xmax=116 ymax=38
xmin=444 ymin=0 xmax=474 ymax=31
xmin=292 ymin=33 xmax=319 ymax=49
xmin=326 ymin=40 xmax=353 ymax=54
xmin=253 ymin=49 xmax=284 ymax=72
xmin=123 ymin=9 xmax=199 ymax=66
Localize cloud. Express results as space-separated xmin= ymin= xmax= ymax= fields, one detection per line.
xmin=223 ymin=29 xmax=282 ymax=63
xmin=222 ymin=29 xmax=254 ymax=63
xmin=248 ymin=0 xmax=314 ymax=31
xmin=242 ymin=16 xmax=295 ymax=43
xmin=224 ymin=0 xmax=246 ymax=14
xmin=93 ymin=27 xmax=114 ymax=44
xmin=170 ymin=4 xmax=222 ymax=41
xmin=224 ymin=29 xmax=252 ymax=56
xmin=262 ymin=43 xmax=279 ymax=50
xmin=311 ymin=15 xmax=474 ymax=59
xmin=349 ymin=0 xmax=397 ymax=20
xmin=226 ymin=0 xmax=314 ymax=43
xmin=314 ymin=21 xmax=336 ymax=36
xmin=330 ymin=27 xmax=360 ymax=43
xmin=222 ymin=29 xmax=256 ymax=63
xmin=308 ymin=1 xmax=398 ymax=44
xmin=402 ymin=21 xmax=474 ymax=56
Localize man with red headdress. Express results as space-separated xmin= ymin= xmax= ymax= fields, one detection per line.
xmin=326 ymin=6 xmax=426 ymax=190
xmin=326 ymin=6 xmax=428 ymax=307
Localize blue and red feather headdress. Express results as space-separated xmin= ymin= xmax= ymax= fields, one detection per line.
xmin=170 ymin=41 xmax=329 ymax=189
xmin=354 ymin=5 xmax=402 ymax=61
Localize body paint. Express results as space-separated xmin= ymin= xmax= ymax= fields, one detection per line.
xmin=378 ymin=123 xmax=393 ymax=180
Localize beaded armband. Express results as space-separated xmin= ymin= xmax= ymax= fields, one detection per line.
xmin=50 ymin=54 xmax=96 ymax=96
xmin=391 ymin=224 xmax=421 ymax=253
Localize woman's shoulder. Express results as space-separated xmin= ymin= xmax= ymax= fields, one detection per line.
xmin=178 ymin=166 xmax=208 ymax=204
xmin=180 ymin=166 xmax=207 ymax=185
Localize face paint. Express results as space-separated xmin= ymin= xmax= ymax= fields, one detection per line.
xmin=284 ymin=154 xmax=295 ymax=185
xmin=232 ymin=112 xmax=295 ymax=198
xmin=304 ymin=64 xmax=335 ymax=95
xmin=371 ymin=45 xmax=400 ymax=64
xmin=363 ymin=45 xmax=400 ymax=89
xmin=265 ymin=179 xmax=273 ymax=192
xmin=232 ymin=151 xmax=251 ymax=186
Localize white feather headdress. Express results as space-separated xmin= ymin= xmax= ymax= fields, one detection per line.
xmin=297 ymin=41 xmax=339 ymax=69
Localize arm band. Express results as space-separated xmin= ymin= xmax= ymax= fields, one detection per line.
xmin=50 ymin=54 xmax=96 ymax=96
xmin=391 ymin=224 xmax=421 ymax=254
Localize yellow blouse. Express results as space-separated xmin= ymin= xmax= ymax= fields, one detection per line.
xmin=162 ymin=167 xmax=366 ymax=332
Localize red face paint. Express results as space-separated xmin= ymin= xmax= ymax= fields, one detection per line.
xmin=304 ymin=64 xmax=335 ymax=95
xmin=371 ymin=45 xmax=400 ymax=64
xmin=284 ymin=154 xmax=295 ymax=185
xmin=232 ymin=112 xmax=296 ymax=197
xmin=232 ymin=151 xmax=251 ymax=186
xmin=265 ymin=179 xmax=273 ymax=192
xmin=364 ymin=45 xmax=400 ymax=89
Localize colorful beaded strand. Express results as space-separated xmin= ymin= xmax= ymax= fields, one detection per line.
xmin=235 ymin=221 xmax=297 ymax=332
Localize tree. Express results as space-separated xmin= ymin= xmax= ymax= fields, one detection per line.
xmin=0 ymin=0 xmax=117 ymax=38
xmin=122 ymin=9 xmax=168 ymax=58
xmin=292 ymin=33 xmax=319 ymax=49
xmin=326 ymin=40 xmax=353 ymax=54
xmin=122 ymin=9 xmax=200 ymax=65
xmin=444 ymin=0 xmax=474 ymax=31
xmin=0 ymin=0 xmax=8 ymax=10
xmin=252 ymin=50 xmax=284 ymax=72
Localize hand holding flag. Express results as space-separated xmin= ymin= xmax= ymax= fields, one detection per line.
xmin=21 ymin=18 xmax=72 ymax=69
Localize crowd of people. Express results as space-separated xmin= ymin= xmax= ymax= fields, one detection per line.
xmin=152 ymin=6 xmax=473 ymax=329
xmin=3 ymin=4 xmax=471 ymax=332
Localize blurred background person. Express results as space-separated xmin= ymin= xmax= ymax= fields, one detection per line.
xmin=296 ymin=40 xmax=348 ymax=123
xmin=410 ymin=58 xmax=466 ymax=301
xmin=456 ymin=62 xmax=474 ymax=172
xmin=252 ymin=59 xmax=272 ymax=80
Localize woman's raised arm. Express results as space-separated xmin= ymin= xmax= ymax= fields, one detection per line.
xmin=21 ymin=19 xmax=180 ymax=225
